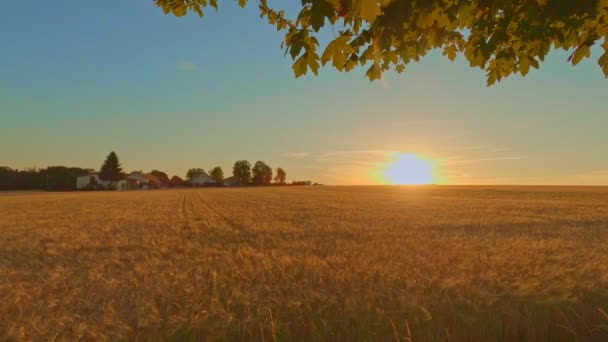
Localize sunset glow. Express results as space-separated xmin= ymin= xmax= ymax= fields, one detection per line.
xmin=374 ymin=153 xmax=443 ymax=185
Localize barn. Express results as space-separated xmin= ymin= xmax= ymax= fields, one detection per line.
xmin=189 ymin=172 xmax=219 ymax=186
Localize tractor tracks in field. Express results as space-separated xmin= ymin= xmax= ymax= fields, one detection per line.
xmin=191 ymin=190 xmax=248 ymax=233
xmin=193 ymin=190 xmax=278 ymax=248
xmin=178 ymin=189 xmax=276 ymax=249
xmin=178 ymin=191 xmax=195 ymax=233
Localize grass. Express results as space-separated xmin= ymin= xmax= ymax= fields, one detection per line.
xmin=1 ymin=186 xmax=608 ymax=340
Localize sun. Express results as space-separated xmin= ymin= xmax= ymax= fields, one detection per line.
xmin=380 ymin=153 xmax=440 ymax=185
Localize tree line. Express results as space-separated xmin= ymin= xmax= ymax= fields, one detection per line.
xmin=0 ymin=166 xmax=93 ymax=191
xmin=1 ymin=152 xmax=291 ymax=191
xmin=186 ymin=160 xmax=287 ymax=186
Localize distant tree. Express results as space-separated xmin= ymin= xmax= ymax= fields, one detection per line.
xmin=232 ymin=160 xmax=252 ymax=185
xmin=43 ymin=166 xmax=92 ymax=191
xmin=209 ymin=166 xmax=224 ymax=182
xmin=1 ymin=166 xmax=92 ymax=191
xmin=252 ymin=161 xmax=273 ymax=185
xmin=170 ymin=175 xmax=186 ymax=188
xmin=99 ymin=151 xmax=123 ymax=187
xmin=0 ymin=167 xmax=17 ymax=191
xmin=150 ymin=170 xmax=171 ymax=185
xmin=275 ymin=167 xmax=287 ymax=185
xmin=186 ymin=168 xmax=206 ymax=180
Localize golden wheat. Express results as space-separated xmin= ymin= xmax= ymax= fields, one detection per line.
xmin=1 ymin=186 xmax=608 ymax=340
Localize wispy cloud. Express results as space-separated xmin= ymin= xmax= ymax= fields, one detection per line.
xmin=320 ymin=150 xmax=387 ymax=158
xmin=176 ymin=60 xmax=198 ymax=71
xmin=491 ymin=147 xmax=512 ymax=153
xmin=444 ymin=156 xmax=527 ymax=165
xmin=280 ymin=152 xmax=310 ymax=158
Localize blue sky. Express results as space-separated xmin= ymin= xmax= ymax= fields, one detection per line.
xmin=1 ymin=1 xmax=607 ymax=184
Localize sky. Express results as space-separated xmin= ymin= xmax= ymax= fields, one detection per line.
xmin=1 ymin=1 xmax=607 ymax=185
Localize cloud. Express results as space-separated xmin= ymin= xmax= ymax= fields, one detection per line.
xmin=176 ymin=60 xmax=198 ymax=71
xmin=491 ymin=147 xmax=512 ymax=153
xmin=443 ymin=156 xmax=527 ymax=165
xmin=451 ymin=169 xmax=608 ymax=185
xmin=280 ymin=152 xmax=310 ymax=158
xmin=320 ymin=150 xmax=387 ymax=158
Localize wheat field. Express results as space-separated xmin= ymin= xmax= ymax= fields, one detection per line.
xmin=1 ymin=186 xmax=608 ymax=341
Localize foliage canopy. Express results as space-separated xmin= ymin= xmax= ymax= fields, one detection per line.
xmin=252 ymin=161 xmax=273 ymax=185
xmin=233 ymin=160 xmax=252 ymax=185
xmin=209 ymin=166 xmax=225 ymax=181
xmin=151 ymin=170 xmax=171 ymax=184
xmin=275 ymin=167 xmax=287 ymax=184
xmin=186 ymin=168 xmax=206 ymax=180
xmin=155 ymin=0 xmax=608 ymax=85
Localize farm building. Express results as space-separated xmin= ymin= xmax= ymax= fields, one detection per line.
xmin=189 ymin=172 xmax=219 ymax=186
xmin=76 ymin=172 xmax=166 ymax=191
xmin=292 ymin=181 xmax=312 ymax=186
xmin=142 ymin=173 xmax=168 ymax=189
xmin=127 ymin=173 xmax=148 ymax=190
xmin=76 ymin=173 xmax=131 ymax=190
xmin=222 ymin=176 xmax=238 ymax=187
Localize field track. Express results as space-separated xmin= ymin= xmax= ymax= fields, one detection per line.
xmin=1 ymin=186 xmax=608 ymax=340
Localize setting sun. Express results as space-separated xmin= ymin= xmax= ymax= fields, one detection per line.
xmin=373 ymin=153 xmax=442 ymax=185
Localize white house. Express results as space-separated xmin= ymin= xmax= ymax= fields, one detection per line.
xmin=76 ymin=173 xmax=129 ymax=190
xmin=76 ymin=172 xmax=153 ymax=191
xmin=127 ymin=172 xmax=150 ymax=190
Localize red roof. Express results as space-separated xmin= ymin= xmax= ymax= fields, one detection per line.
xmin=143 ymin=173 xmax=162 ymax=185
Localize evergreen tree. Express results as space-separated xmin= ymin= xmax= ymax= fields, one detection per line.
xmin=99 ymin=151 xmax=123 ymax=186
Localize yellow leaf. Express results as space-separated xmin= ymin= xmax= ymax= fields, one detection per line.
xmin=571 ymin=45 xmax=591 ymax=66
xmin=443 ymin=45 xmax=457 ymax=61
xmin=519 ymin=55 xmax=531 ymax=76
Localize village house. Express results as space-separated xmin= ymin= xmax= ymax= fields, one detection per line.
xmin=76 ymin=172 xmax=167 ymax=191
xmin=222 ymin=176 xmax=238 ymax=187
xmin=76 ymin=173 xmax=130 ymax=190
xmin=189 ymin=171 xmax=219 ymax=186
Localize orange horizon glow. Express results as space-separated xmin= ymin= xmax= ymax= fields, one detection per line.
xmin=371 ymin=152 xmax=445 ymax=185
